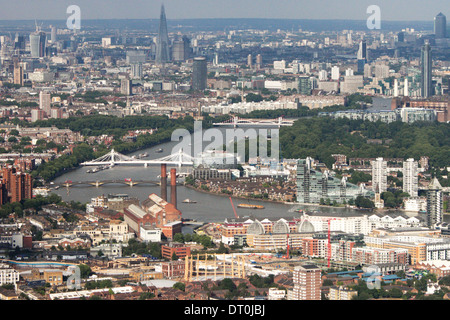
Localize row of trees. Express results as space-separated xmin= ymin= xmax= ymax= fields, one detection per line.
xmin=279 ymin=117 xmax=450 ymax=170
xmin=30 ymin=115 xmax=197 ymax=182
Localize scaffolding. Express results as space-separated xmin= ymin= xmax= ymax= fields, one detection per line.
xmin=184 ymin=253 xmax=246 ymax=282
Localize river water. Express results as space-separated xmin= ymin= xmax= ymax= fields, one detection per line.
xmin=50 ymin=125 xmax=428 ymax=223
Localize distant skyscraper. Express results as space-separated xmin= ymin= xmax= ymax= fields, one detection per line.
xmin=155 ymin=4 xmax=171 ymax=64
xmin=420 ymin=40 xmax=433 ymax=98
xmin=192 ymin=56 xmax=207 ymax=91
xmin=172 ymin=36 xmax=190 ymax=62
xmin=357 ymin=40 xmax=368 ymax=73
xmin=30 ymin=30 xmax=46 ymax=58
xmin=14 ymin=33 xmax=25 ymax=50
xmin=434 ymin=12 xmax=447 ymax=39
xmin=371 ymin=157 xmax=387 ymax=193
xmin=13 ymin=59 xmax=23 ymax=86
xmin=403 ymin=158 xmax=418 ymax=197
xmin=121 ymin=78 xmax=132 ymax=95
xmin=357 ymin=40 xmax=367 ymax=60
xmin=426 ymin=178 xmax=443 ymax=228
xmin=39 ymin=91 xmax=51 ymax=116
xmin=130 ymin=63 xmax=143 ymax=79
xmin=172 ymin=39 xmax=184 ymax=61
xmin=256 ymin=54 xmax=262 ymax=69
xmin=50 ymin=25 xmax=57 ymax=43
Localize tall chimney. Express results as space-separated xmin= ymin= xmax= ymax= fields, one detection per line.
xmin=170 ymin=168 xmax=177 ymax=209
xmin=161 ymin=164 xmax=167 ymax=201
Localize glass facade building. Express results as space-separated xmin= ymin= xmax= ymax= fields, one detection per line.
xmin=296 ymin=158 xmax=373 ymax=204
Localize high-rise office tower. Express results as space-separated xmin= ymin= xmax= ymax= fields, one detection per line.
xmin=247 ymin=54 xmax=252 ymax=68
xmin=192 ymin=56 xmax=207 ymax=91
xmin=420 ymin=40 xmax=433 ymax=98
xmin=434 ymin=12 xmax=447 ymax=39
xmin=14 ymin=33 xmax=25 ymax=50
xmin=155 ymin=4 xmax=170 ymax=64
xmin=426 ymin=178 xmax=443 ymax=228
xmin=182 ymin=35 xmax=191 ymax=60
xmin=171 ymin=36 xmax=190 ymax=62
xmin=357 ymin=40 xmax=368 ymax=74
xmin=357 ymin=40 xmax=367 ymax=60
xmin=291 ymin=265 xmax=322 ymax=300
xmin=172 ymin=39 xmax=185 ymax=61
xmin=371 ymin=157 xmax=387 ymax=193
xmin=50 ymin=25 xmax=57 ymax=43
xmin=403 ymin=158 xmax=418 ymax=197
xmin=30 ymin=30 xmax=46 ymax=58
xmin=39 ymin=91 xmax=51 ymax=116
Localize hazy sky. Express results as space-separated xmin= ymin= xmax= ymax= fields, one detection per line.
xmin=0 ymin=0 xmax=447 ymax=21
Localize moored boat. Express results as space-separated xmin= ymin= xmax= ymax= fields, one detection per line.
xmin=237 ymin=204 xmax=264 ymax=209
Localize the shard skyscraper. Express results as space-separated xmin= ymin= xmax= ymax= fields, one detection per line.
xmin=155 ymin=4 xmax=171 ymax=64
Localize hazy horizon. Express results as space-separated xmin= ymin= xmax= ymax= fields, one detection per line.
xmin=0 ymin=0 xmax=447 ymax=22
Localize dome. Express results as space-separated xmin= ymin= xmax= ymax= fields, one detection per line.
xmin=273 ymin=219 xmax=289 ymax=234
xmin=247 ymin=220 xmax=265 ymax=235
xmin=298 ymin=219 xmax=315 ymax=233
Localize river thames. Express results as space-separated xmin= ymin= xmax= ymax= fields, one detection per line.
xmin=49 ymin=124 xmax=427 ymax=223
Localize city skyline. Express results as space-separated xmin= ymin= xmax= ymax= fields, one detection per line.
xmin=0 ymin=0 xmax=448 ymax=21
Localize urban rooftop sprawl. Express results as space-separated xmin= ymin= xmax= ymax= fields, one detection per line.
xmin=0 ymin=5 xmax=449 ymax=302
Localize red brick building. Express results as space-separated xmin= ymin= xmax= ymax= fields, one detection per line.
xmin=161 ymin=242 xmax=191 ymax=260
xmin=161 ymin=260 xmax=186 ymax=279
xmin=123 ymin=194 xmax=182 ymax=239
xmin=0 ymin=166 xmax=33 ymax=204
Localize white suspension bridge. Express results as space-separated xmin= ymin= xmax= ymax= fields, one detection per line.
xmin=213 ymin=116 xmax=294 ymax=128
xmin=81 ymin=148 xmax=195 ymax=168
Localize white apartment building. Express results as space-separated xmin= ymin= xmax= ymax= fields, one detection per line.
xmin=371 ymin=157 xmax=387 ymax=193
xmin=331 ymin=66 xmax=340 ymax=80
xmin=403 ymin=158 xmax=418 ymax=197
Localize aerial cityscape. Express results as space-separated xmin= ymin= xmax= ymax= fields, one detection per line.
xmin=0 ymin=0 xmax=449 ymax=308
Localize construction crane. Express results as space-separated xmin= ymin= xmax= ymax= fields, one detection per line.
xmin=229 ymin=197 xmax=239 ymax=219
xmin=326 ymin=218 xmax=336 ymax=268
xmin=305 ymin=215 xmax=336 ymax=268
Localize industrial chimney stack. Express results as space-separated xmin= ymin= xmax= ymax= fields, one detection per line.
xmin=170 ymin=168 xmax=177 ymax=209
xmin=160 ymin=164 xmax=167 ymax=201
